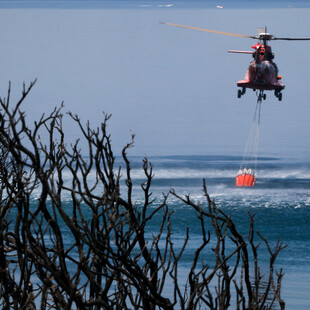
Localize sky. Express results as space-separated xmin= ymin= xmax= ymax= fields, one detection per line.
xmin=0 ymin=1 xmax=309 ymax=159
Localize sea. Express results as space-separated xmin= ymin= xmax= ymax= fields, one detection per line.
xmin=123 ymin=155 xmax=310 ymax=309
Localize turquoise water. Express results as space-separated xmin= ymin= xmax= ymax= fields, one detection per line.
xmin=24 ymin=154 xmax=309 ymax=308
xmin=126 ymin=155 xmax=310 ymax=309
xmin=38 ymin=155 xmax=309 ymax=308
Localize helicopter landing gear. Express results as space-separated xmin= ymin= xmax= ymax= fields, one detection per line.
xmin=237 ymin=87 xmax=246 ymax=98
xmin=274 ymin=90 xmax=282 ymax=101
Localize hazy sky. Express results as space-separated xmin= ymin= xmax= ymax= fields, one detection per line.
xmin=0 ymin=3 xmax=309 ymax=159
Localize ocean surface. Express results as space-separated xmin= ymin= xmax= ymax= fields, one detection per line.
xmin=8 ymin=154 xmax=310 ymax=309
xmin=123 ymin=155 xmax=310 ymax=309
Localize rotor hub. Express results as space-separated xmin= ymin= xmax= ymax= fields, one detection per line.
xmin=258 ymin=33 xmax=274 ymax=41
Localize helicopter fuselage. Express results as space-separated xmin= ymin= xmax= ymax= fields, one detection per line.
xmin=237 ymin=59 xmax=285 ymax=91
xmin=234 ymin=42 xmax=285 ymax=101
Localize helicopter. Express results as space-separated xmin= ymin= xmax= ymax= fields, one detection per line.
xmin=162 ymin=23 xmax=310 ymax=102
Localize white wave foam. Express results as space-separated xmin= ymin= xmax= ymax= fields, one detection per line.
xmin=18 ymin=164 xmax=310 ymax=205
xmin=129 ymin=167 xmax=310 ymax=180
xmin=259 ymin=169 xmax=310 ymax=179
xmin=130 ymin=168 xmax=237 ymax=179
xmin=33 ymin=163 xmax=310 ymax=183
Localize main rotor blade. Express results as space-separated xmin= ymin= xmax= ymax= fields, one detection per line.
xmin=273 ymin=37 xmax=310 ymax=40
xmin=161 ymin=22 xmax=255 ymax=38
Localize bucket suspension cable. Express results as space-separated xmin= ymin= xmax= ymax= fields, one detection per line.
xmin=236 ymin=100 xmax=261 ymax=187
xmin=240 ymin=100 xmax=262 ymax=171
xmin=253 ymin=99 xmax=261 ymax=172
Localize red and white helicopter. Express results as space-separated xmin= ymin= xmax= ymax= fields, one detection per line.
xmin=162 ymin=23 xmax=310 ymax=102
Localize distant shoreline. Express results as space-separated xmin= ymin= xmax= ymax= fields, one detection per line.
xmin=0 ymin=0 xmax=310 ymax=10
